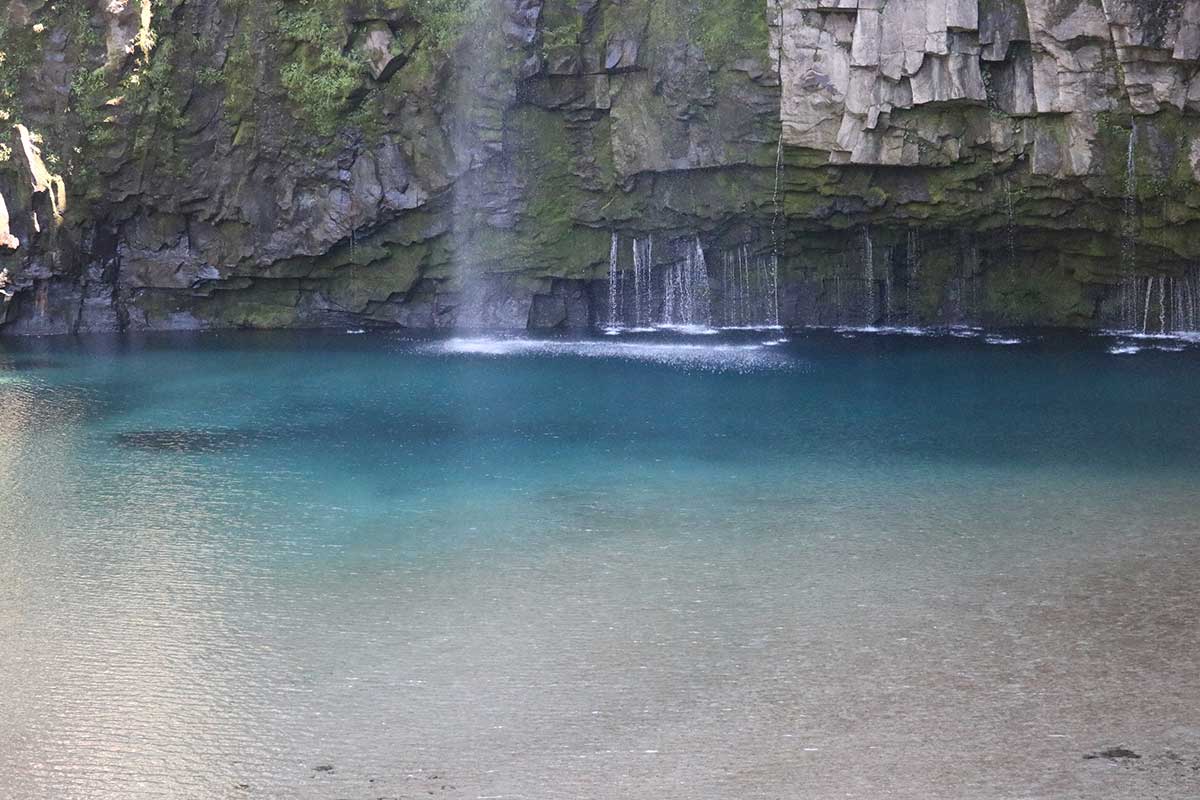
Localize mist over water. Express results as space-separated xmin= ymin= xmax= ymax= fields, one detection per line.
xmin=2 ymin=329 xmax=1199 ymax=799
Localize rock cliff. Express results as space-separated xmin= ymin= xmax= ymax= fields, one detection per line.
xmin=1 ymin=0 xmax=1199 ymax=334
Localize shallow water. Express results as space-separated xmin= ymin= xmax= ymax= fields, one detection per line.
xmin=1 ymin=329 xmax=1199 ymax=799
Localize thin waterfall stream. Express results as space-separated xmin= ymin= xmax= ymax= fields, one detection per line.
xmin=604 ymin=236 xmax=779 ymax=330
xmin=1121 ymin=124 xmax=1139 ymax=331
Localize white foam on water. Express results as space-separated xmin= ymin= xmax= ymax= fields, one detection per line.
xmin=346 ymin=329 xmax=367 ymax=335
xmin=1099 ymin=329 xmax=1200 ymax=344
xmin=985 ymin=336 xmax=1023 ymax=346
xmin=420 ymin=337 xmax=791 ymax=372
xmin=1100 ymin=329 xmax=1200 ymax=354
xmin=829 ymin=325 xmax=938 ymax=337
xmin=652 ymin=324 xmax=721 ymax=335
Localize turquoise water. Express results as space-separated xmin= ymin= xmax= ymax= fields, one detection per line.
xmin=2 ymin=329 xmax=1199 ymax=799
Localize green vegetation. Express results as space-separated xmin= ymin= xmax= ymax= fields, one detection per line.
xmin=276 ymin=1 xmax=364 ymax=137
xmin=0 ymin=16 xmax=38 ymax=132
xmin=404 ymin=0 xmax=490 ymax=51
xmin=694 ymin=0 xmax=770 ymax=65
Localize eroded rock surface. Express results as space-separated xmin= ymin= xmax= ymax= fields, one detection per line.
xmin=775 ymin=0 xmax=1200 ymax=174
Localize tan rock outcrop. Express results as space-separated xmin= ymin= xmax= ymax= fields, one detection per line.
xmin=13 ymin=124 xmax=66 ymax=223
xmin=774 ymin=0 xmax=1200 ymax=173
xmin=0 ymin=192 xmax=19 ymax=251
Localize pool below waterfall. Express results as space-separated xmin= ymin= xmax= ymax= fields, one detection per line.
xmin=1 ymin=328 xmax=1199 ymax=799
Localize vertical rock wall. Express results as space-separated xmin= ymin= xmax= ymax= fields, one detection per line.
xmin=0 ymin=0 xmax=1199 ymax=333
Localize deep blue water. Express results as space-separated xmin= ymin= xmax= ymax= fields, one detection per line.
xmin=1 ymin=328 xmax=1198 ymax=799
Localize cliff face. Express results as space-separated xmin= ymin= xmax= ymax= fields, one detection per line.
xmin=1 ymin=0 xmax=1199 ymax=334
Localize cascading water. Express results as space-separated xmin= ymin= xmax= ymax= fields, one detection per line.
xmin=951 ymin=234 xmax=980 ymax=324
xmin=907 ymin=228 xmax=920 ymax=282
xmin=883 ymin=247 xmax=894 ymax=325
xmin=1003 ymin=177 xmax=1017 ymax=270
xmin=1124 ymin=268 xmax=1200 ymax=336
xmin=1109 ymin=127 xmax=1200 ymax=337
xmin=448 ymin=1 xmax=506 ymax=329
xmin=770 ymin=0 xmax=786 ymax=279
xmin=605 ymin=236 xmax=780 ymax=331
xmin=769 ymin=254 xmax=781 ymax=325
xmin=861 ymin=225 xmax=875 ymax=325
xmin=662 ymin=238 xmax=713 ymax=327
xmin=718 ymin=245 xmax=781 ymax=327
xmin=1120 ymin=124 xmax=1139 ymax=330
xmin=1171 ymin=272 xmax=1199 ymax=332
xmin=633 ymin=237 xmax=654 ymax=326
xmin=607 ymin=232 xmax=620 ymax=331
xmin=905 ymin=228 xmax=920 ymax=319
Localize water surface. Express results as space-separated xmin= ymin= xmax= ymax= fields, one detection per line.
xmin=1 ymin=329 xmax=1198 ymax=799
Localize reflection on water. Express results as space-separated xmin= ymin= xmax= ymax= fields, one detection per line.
xmin=1 ymin=329 xmax=1199 ymax=800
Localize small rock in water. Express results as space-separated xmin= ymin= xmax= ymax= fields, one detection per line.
xmin=1084 ymin=747 xmax=1141 ymax=760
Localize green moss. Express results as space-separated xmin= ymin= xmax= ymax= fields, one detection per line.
xmin=276 ymin=1 xmax=365 ymax=137
xmin=221 ymin=22 xmax=258 ymax=125
xmin=403 ymin=0 xmax=490 ymax=51
xmin=694 ymin=0 xmax=770 ymax=65
xmin=322 ymin=245 xmax=427 ymax=311
xmin=204 ymin=282 xmax=304 ymax=328
xmin=0 ymin=13 xmax=40 ymax=128
xmin=985 ymin=251 xmax=1095 ymax=325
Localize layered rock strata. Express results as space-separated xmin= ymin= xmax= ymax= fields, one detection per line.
xmin=0 ymin=0 xmax=1198 ymax=333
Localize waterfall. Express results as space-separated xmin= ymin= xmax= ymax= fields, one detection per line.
xmin=906 ymin=228 xmax=920 ymax=321
xmin=716 ymin=243 xmax=781 ymax=327
xmin=606 ymin=234 xmax=723 ymax=330
xmin=1121 ymin=124 xmax=1139 ymax=330
xmin=1142 ymin=276 xmax=1153 ymax=335
xmin=1003 ymin=177 xmax=1017 ymax=271
xmin=631 ymin=237 xmax=654 ymax=327
xmin=607 ymin=232 xmax=620 ymax=330
xmin=950 ymin=232 xmax=979 ymax=323
xmin=1170 ymin=273 xmax=1199 ymax=332
xmin=884 ymin=248 xmax=894 ymax=325
xmin=722 ymin=251 xmax=733 ymax=326
xmin=1120 ymin=267 xmax=1200 ymax=336
xmin=740 ymin=246 xmax=751 ymax=323
xmin=768 ymin=253 xmax=781 ymax=326
xmin=861 ymin=225 xmax=875 ymax=325
xmin=605 ymin=235 xmax=786 ymax=330
xmin=834 ymin=271 xmax=844 ymax=325
xmin=1158 ymin=276 xmax=1167 ymax=335
xmin=770 ymin=0 xmax=786 ymax=305
xmin=663 ymin=238 xmax=712 ymax=327
xmin=663 ymin=250 xmax=677 ymax=323
xmin=447 ymin=1 xmax=507 ymax=329
xmin=907 ymin=228 xmax=920 ymax=281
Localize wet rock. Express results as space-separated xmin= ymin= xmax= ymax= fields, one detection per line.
xmin=605 ymin=36 xmax=639 ymax=71
xmin=4 ymin=0 xmax=1200 ymax=335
